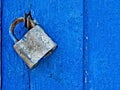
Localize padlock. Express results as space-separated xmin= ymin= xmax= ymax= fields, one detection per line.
xmin=9 ymin=13 xmax=57 ymax=69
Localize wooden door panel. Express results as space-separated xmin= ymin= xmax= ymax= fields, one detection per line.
xmin=2 ymin=0 xmax=83 ymax=90
xmin=85 ymin=0 xmax=120 ymax=90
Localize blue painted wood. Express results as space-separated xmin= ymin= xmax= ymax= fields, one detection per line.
xmin=2 ymin=0 xmax=120 ymax=90
xmin=85 ymin=0 xmax=120 ymax=90
xmin=29 ymin=0 xmax=83 ymax=90
xmin=2 ymin=0 xmax=83 ymax=90
xmin=0 ymin=0 xmax=1 ymax=89
xmin=2 ymin=1 xmax=31 ymax=90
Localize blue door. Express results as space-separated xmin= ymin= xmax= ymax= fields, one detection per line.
xmin=84 ymin=0 xmax=120 ymax=90
xmin=2 ymin=0 xmax=83 ymax=90
xmin=1 ymin=0 xmax=120 ymax=90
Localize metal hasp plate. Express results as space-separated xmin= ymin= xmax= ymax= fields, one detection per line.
xmin=14 ymin=25 xmax=57 ymax=69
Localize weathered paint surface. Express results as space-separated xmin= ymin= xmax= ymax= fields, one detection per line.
xmin=2 ymin=0 xmax=120 ymax=90
xmin=0 ymin=0 xmax=1 ymax=89
xmin=84 ymin=0 xmax=120 ymax=90
xmin=2 ymin=0 xmax=83 ymax=90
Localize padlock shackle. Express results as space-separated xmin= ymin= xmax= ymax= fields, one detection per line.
xmin=9 ymin=17 xmax=35 ymax=43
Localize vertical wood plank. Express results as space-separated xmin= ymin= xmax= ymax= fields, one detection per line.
xmin=83 ymin=0 xmax=89 ymax=89
xmin=29 ymin=0 xmax=83 ymax=90
xmin=0 ymin=0 xmax=1 ymax=89
xmin=2 ymin=1 xmax=30 ymax=90
xmin=2 ymin=0 xmax=84 ymax=90
xmin=85 ymin=0 xmax=120 ymax=89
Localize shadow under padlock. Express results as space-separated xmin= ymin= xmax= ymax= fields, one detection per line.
xmin=9 ymin=12 xmax=57 ymax=69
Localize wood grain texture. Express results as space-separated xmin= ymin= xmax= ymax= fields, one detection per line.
xmin=85 ymin=0 xmax=120 ymax=90
xmin=2 ymin=1 xmax=31 ymax=90
xmin=2 ymin=0 xmax=83 ymax=90
xmin=29 ymin=0 xmax=83 ymax=90
xmin=2 ymin=0 xmax=120 ymax=90
xmin=0 ymin=0 xmax=1 ymax=90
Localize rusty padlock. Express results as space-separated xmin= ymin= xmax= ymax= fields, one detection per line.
xmin=9 ymin=13 xmax=57 ymax=69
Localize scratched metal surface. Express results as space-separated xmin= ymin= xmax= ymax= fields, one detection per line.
xmin=2 ymin=0 xmax=83 ymax=90
xmin=14 ymin=25 xmax=57 ymax=68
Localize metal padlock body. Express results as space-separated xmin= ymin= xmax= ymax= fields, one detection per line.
xmin=10 ymin=15 xmax=57 ymax=69
xmin=14 ymin=25 xmax=57 ymax=68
